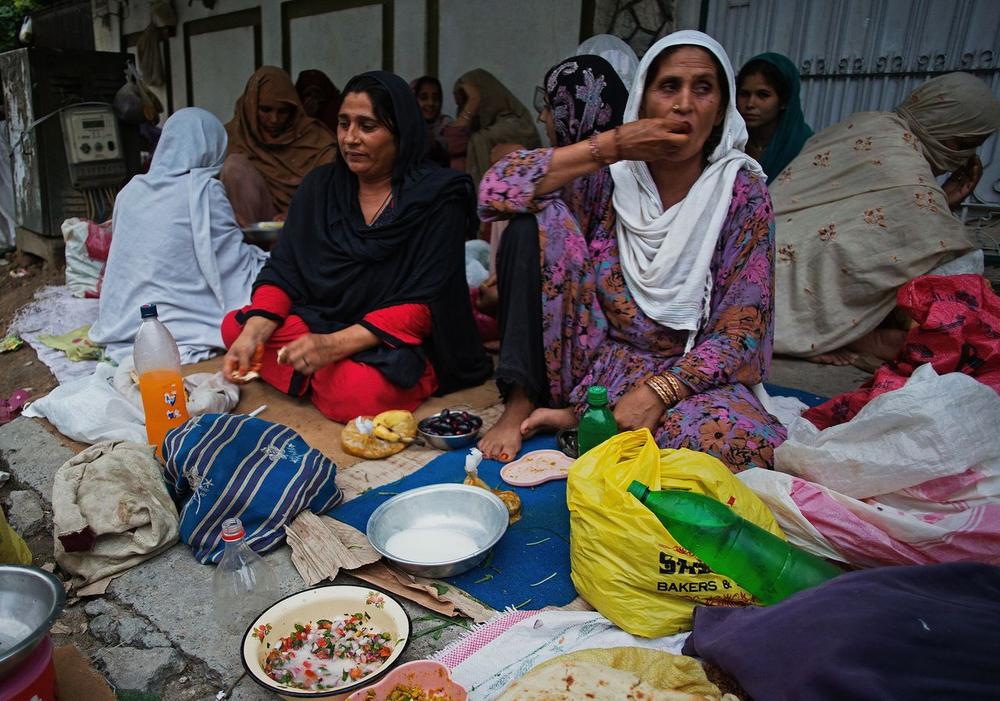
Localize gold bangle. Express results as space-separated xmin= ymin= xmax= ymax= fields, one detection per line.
xmin=661 ymin=373 xmax=686 ymax=403
xmin=645 ymin=375 xmax=677 ymax=407
xmin=613 ymin=126 xmax=623 ymax=162
xmin=588 ymin=132 xmax=605 ymax=164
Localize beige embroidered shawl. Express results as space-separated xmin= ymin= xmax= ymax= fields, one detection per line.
xmin=771 ymin=73 xmax=1000 ymax=356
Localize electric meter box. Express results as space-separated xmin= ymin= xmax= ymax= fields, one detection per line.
xmin=60 ymin=105 xmax=127 ymax=188
xmin=0 ymin=47 xmax=141 ymax=237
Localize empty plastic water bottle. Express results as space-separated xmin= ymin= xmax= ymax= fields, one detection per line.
xmin=628 ymin=481 xmax=841 ymax=604
xmin=211 ymin=517 xmax=278 ymax=636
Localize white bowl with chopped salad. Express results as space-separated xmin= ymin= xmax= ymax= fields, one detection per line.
xmin=241 ymin=585 xmax=411 ymax=700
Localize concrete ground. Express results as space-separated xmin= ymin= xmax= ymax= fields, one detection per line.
xmin=0 ymin=356 xmax=866 ymax=700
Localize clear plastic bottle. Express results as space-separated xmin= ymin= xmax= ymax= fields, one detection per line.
xmin=134 ymin=303 xmax=190 ymax=456
xmin=628 ymin=481 xmax=842 ymax=604
xmin=211 ymin=517 xmax=278 ymax=637
xmin=577 ymin=385 xmax=618 ymax=456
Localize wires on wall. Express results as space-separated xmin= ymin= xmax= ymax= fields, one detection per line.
xmin=81 ymin=186 xmax=118 ymax=224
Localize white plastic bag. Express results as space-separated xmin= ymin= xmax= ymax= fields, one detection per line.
xmin=739 ymin=365 xmax=1000 ymax=567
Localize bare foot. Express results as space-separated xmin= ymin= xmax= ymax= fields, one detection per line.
xmin=478 ymin=386 xmax=533 ymax=462
xmin=848 ymin=328 xmax=907 ymax=362
xmin=520 ymin=407 xmax=577 ymax=438
xmin=806 ymin=349 xmax=858 ymax=366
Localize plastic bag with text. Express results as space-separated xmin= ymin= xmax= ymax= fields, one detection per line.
xmin=567 ymin=429 xmax=784 ymax=638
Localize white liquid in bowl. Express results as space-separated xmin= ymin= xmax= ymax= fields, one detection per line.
xmin=384 ymin=527 xmax=480 ymax=563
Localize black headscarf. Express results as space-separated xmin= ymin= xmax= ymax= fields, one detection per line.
xmin=255 ymin=70 xmax=491 ymax=393
xmin=543 ymin=55 xmax=628 ymax=147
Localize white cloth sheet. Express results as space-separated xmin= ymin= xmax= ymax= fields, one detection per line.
xmin=89 ymin=107 xmax=267 ymax=364
xmin=437 ymin=610 xmax=688 ymax=701
xmin=8 ymin=284 xmax=101 ymax=384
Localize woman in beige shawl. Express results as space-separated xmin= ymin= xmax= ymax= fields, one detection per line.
xmin=443 ymin=68 xmax=541 ymax=186
xmin=772 ymin=72 xmax=1000 ymax=364
xmin=221 ymin=66 xmax=337 ymax=226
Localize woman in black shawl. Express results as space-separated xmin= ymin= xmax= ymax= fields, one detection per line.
xmin=222 ymin=71 xmax=491 ymax=422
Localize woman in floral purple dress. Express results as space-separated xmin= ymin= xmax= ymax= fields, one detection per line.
xmin=478 ymin=32 xmax=786 ymax=473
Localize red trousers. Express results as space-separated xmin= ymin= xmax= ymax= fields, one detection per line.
xmin=221 ymin=310 xmax=437 ymax=423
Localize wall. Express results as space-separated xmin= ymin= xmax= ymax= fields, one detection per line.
xmin=697 ymin=0 xmax=1000 ymax=203
xmin=93 ymin=0 xmax=589 ymax=140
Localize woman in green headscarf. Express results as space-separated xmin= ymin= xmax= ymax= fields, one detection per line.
xmin=736 ymin=53 xmax=813 ymax=182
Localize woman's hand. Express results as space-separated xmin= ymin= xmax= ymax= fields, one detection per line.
xmin=615 ymin=118 xmax=693 ymax=163
xmin=223 ymin=317 xmax=278 ymax=381
xmin=613 ymin=383 xmax=667 ymax=432
xmin=942 ymin=155 xmax=983 ymax=209
xmin=277 ymin=333 xmax=344 ymax=375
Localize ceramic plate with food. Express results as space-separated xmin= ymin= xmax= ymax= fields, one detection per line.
xmin=242 ymin=585 xmax=411 ymax=699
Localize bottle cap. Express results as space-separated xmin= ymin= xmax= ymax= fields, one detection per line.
xmin=220 ymin=517 xmax=245 ymax=542
xmin=587 ymin=385 xmax=609 ymax=406
xmin=140 ymin=303 xmax=158 ymax=319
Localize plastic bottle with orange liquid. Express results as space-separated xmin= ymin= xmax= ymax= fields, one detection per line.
xmin=134 ymin=304 xmax=189 ymax=455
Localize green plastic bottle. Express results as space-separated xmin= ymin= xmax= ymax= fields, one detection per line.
xmin=577 ymin=385 xmax=618 ymax=456
xmin=628 ymin=481 xmax=841 ymax=604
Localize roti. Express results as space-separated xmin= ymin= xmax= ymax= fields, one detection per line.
xmin=495 ymin=660 xmax=711 ymax=700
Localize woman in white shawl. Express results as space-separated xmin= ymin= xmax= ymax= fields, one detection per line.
xmin=771 ymin=72 xmax=1000 ymax=365
xmin=91 ymin=108 xmax=268 ymax=363
xmin=477 ymin=31 xmax=785 ymax=472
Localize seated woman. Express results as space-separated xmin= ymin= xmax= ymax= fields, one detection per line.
xmin=295 ymin=69 xmax=342 ymax=133
xmin=443 ymin=69 xmax=541 ymax=186
xmin=478 ymin=32 xmax=786 ymax=473
xmin=222 ymin=71 xmax=492 ymax=422
xmin=736 ymin=52 xmax=813 ymax=183
xmin=411 ymin=75 xmax=452 ymax=168
xmin=221 ymin=66 xmax=337 ymax=227
xmin=772 ymin=72 xmax=1000 ymax=365
xmin=90 ymin=108 xmax=268 ymax=363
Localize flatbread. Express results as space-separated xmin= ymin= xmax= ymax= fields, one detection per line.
xmin=495 ymin=660 xmax=711 ymax=700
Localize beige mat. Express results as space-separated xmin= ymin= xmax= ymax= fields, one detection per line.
xmin=184 ymin=356 xmax=501 ymax=471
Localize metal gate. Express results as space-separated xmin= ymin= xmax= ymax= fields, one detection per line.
xmin=703 ymin=0 xmax=1000 ymax=208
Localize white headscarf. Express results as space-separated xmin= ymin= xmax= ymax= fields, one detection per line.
xmin=576 ymin=34 xmax=640 ymax=89
xmin=611 ymin=31 xmax=762 ymax=350
xmin=91 ymin=108 xmax=267 ymax=362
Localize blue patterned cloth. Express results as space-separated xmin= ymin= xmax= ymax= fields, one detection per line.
xmin=163 ymin=413 xmax=343 ymax=564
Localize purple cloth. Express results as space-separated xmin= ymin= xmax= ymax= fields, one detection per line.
xmin=682 ymin=562 xmax=1000 ymax=700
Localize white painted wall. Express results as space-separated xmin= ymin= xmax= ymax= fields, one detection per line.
xmin=190 ymin=26 xmax=257 ymax=122
xmin=289 ymin=5 xmax=383 ymax=89
xmin=437 ymin=0 xmax=582 ymax=140
xmin=394 ymin=0 xmax=427 ymax=83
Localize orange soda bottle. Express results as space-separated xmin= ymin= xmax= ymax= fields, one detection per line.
xmin=134 ymin=304 xmax=189 ymax=456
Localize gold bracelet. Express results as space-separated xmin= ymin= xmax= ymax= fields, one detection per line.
xmin=645 ymin=375 xmax=677 ymax=407
xmin=588 ymin=132 xmax=606 ymax=164
xmin=661 ymin=373 xmax=686 ymax=403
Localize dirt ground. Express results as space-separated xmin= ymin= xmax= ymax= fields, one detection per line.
xmin=0 ymin=249 xmax=62 ymax=399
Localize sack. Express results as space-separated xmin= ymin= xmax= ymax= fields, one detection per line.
xmin=61 ymin=218 xmax=109 ymax=298
xmin=162 ymin=413 xmax=343 ymax=564
xmin=52 ymin=441 xmax=179 ymax=588
xmin=567 ymin=429 xmax=783 ymax=637
xmin=745 ymin=364 xmax=1000 ymax=568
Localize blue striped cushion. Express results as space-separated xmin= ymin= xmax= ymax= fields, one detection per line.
xmin=162 ymin=413 xmax=343 ymax=564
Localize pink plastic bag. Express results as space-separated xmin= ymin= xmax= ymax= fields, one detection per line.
xmin=85 ymin=221 xmax=112 ymax=262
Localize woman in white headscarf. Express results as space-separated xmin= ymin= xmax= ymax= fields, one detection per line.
xmin=477 ymin=31 xmax=785 ymax=472
xmin=771 ymin=72 xmax=1000 ymax=365
xmin=91 ymin=108 xmax=268 ymax=363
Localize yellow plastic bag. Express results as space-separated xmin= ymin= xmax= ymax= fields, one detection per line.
xmin=568 ymin=429 xmax=783 ymax=637
xmin=0 ymin=507 xmax=32 ymax=565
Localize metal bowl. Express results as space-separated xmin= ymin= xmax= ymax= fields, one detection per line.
xmin=0 ymin=565 xmax=66 ymax=678
xmin=417 ymin=411 xmax=482 ymax=451
xmin=241 ymin=221 xmax=283 ymax=246
xmin=366 ymin=484 xmax=509 ymax=578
